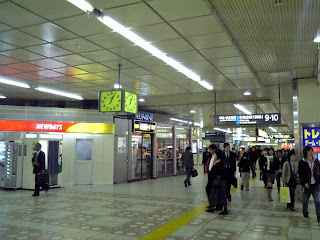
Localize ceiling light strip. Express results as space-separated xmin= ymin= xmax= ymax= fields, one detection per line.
xmin=66 ymin=0 xmax=213 ymax=90
xmin=0 ymin=77 xmax=30 ymax=89
xmin=234 ymin=104 xmax=252 ymax=115
xmin=214 ymin=127 xmax=231 ymax=133
xmin=36 ymin=87 xmax=83 ymax=100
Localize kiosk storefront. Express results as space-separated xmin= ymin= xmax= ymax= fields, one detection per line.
xmin=0 ymin=120 xmax=115 ymax=189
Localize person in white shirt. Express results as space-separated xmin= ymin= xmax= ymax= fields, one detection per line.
xmin=206 ymin=144 xmax=217 ymax=206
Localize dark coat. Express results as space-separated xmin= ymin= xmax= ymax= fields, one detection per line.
xmin=211 ymin=160 xmax=226 ymax=180
xmin=32 ymin=151 xmax=45 ymax=174
xmin=298 ymin=159 xmax=320 ymax=186
xmin=202 ymin=151 xmax=211 ymax=165
xmin=222 ymin=151 xmax=237 ymax=177
xmin=239 ymin=156 xmax=251 ymax=173
xmin=262 ymin=155 xmax=280 ymax=174
xmin=181 ymin=151 xmax=194 ymax=169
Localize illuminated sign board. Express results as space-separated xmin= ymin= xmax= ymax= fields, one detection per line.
xmin=303 ymin=127 xmax=320 ymax=147
xmin=0 ymin=120 xmax=115 ymax=134
xmin=136 ymin=112 xmax=154 ymax=121
xmin=133 ymin=120 xmax=156 ymax=133
xmin=215 ymin=113 xmax=281 ymax=126
xmin=257 ymin=129 xmax=268 ymax=138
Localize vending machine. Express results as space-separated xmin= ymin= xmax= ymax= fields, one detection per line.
xmin=0 ymin=141 xmax=23 ymax=189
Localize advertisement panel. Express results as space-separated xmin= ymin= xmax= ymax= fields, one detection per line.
xmin=303 ymin=127 xmax=320 ymax=147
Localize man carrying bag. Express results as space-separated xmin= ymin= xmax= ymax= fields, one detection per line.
xmin=32 ymin=143 xmax=49 ymax=197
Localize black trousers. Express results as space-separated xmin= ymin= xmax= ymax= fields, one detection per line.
xmin=287 ymin=180 xmax=296 ymax=208
xmin=276 ymin=171 xmax=282 ymax=190
xmin=226 ymin=179 xmax=232 ymax=199
xmin=210 ymin=180 xmax=227 ymax=208
xmin=184 ymin=168 xmax=192 ymax=185
xmin=34 ymin=174 xmax=48 ymax=195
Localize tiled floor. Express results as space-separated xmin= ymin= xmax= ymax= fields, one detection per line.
xmin=0 ymin=169 xmax=319 ymax=240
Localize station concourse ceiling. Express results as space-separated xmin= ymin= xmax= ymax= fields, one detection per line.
xmin=0 ymin=0 xmax=319 ymax=132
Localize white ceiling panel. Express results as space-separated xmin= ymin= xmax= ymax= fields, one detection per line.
xmin=53 ymin=55 xmax=94 ymax=66
xmin=53 ymin=67 xmax=88 ymax=76
xmin=187 ymin=33 xmax=232 ymax=50
xmin=75 ymin=63 xmax=111 ymax=73
xmin=85 ymin=32 xmax=133 ymax=49
xmin=30 ymin=59 xmax=68 ymax=69
xmin=0 ymin=66 xmax=23 ymax=75
xmin=26 ymin=44 xmax=72 ymax=58
xmin=104 ymin=3 xmax=163 ymax=28
xmin=168 ymin=51 xmax=206 ymax=63
xmin=90 ymin=0 xmax=140 ymax=10
xmin=0 ymin=23 xmax=12 ymax=32
xmin=200 ymin=46 xmax=240 ymax=59
xmin=0 ymin=41 xmax=17 ymax=51
xmin=80 ymin=50 xmax=119 ymax=63
xmin=0 ymin=55 xmax=20 ymax=65
xmin=155 ymin=38 xmax=193 ymax=53
xmin=13 ymin=0 xmax=83 ymax=21
xmin=148 ymin=0 xmax=211 ymax=21
xmin=110 ymin=45 xmax=150 ymax=59
xmin=0 ymin=30 xmax=45 ymax=47
xmin=54 ymin=14 xmax=110 ymax=36
xmin=211 ymin=56 xmax=246 ymax=68
xmin=0 ymin=1 xmax=46 ymax=28
xmin=21 ymin=23 xmax=77 ymax=42
xmin=129 ymin=56 xmax=164 ymax=67
xmin=1 ymin=49 xmax=44 ymax=61
xmin=53 ymin=38 xmax=102 ymax=53
xmin=7 ymin=62 xmax=44 ymax=72
xmin=226 ymin=72 xmax=255 ymax=81
xmin=134 ymin=23 xmax=180 ymax=42
xmin=171 ymin=15 xmax=223 ymax=37
xmin=219 ymin=65 xmax=251 ymax=75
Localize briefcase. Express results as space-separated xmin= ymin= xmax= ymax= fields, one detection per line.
xmin=191 ymin=169 xmax=198 ymax=177
xmin=231 ymin=176 xmax=238 ymax=188
xmin=37 ymin=173 xmax=49 ymax=185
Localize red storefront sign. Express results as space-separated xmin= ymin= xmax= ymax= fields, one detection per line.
xmin=0 ymin=120 xmax=115 ymax=134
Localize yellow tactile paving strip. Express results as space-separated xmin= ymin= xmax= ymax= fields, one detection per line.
xmin=139 ymin=176 xmax=256 ymax=240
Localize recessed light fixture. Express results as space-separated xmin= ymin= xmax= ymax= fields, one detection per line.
xmin=0 ymin=77 xmax=30 ymax=89
xmin=314 ymin=36 xmax=320 ymax=43
xmin=113 ymin=83 xmax=122 ymax=89
xmin=293 ymin=96 xmax=297 ymax=99
xmin=234 ymin=104 xmax=252 ymax=115
xmin=138 ymin=98 xmax=145 ymax=102
xmin=243 ymin=91 xmax=251 ymax=96
xmin=170 ymin=118 xmax=193 ymax=124
xmin=293 ymin=111 xmax=298 ymax=115
xmin=190 ymin=110 xmax=196 ymax=114
xmin=0 ymin=96 xmax=6 ymax=99
xmin=66 ymin=0 xmax=214 ymax=91
xmin=36 ymin=87 xmax=83 ymax=100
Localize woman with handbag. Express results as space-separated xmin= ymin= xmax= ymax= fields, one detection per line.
xmin=282 ymin=151 xmax=299 ymax=211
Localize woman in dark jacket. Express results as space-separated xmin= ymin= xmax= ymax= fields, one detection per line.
xmin=263 ymin=148 xmax=280 ymax=202
xmin=239 ymin=152 xmax=251 ymax=191
xmin=207 ymin=149 xmax=228 ymax=215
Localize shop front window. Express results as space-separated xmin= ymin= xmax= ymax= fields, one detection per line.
xmin=156 ymin=126 xmax=173 ymax=176
xmin=176 ymin=127 xmax=190 ymax=175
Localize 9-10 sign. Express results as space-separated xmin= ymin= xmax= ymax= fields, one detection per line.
xmin=215 ymin=113 xmax=281 ymax=126
xmin=99 ymin=90 xmax=137 ymax=114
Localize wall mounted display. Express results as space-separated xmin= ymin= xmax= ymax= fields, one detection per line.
xmin=215 ymin=113 xmax=281 ymax=126
xmin=133 ymin=120 xmax=156 ymax=133
xmin=76 ymin=139 xmax=92 ymax=161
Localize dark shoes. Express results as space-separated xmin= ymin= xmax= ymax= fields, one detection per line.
xmin=32 ymin=194 xmax=39 ymax=197
xmin=184 ymin=183 xmax=188 ymax=188
xmin=303 ymin=212 xmax=309 ymax=218
xmin=188 ymin=183 xmax=191 ymax=186
xmin=241 ymin=185 xmax=244 ymax=191
xmin=227 ymin=197 xmax=232 ymax=202
xmin=219 ymin=209 xmax=228 ymax=215
xmin=206 ymin=208 xmax=215 ymax=213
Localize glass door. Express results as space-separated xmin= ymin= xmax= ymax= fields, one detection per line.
xmin=131 ymin=134 xmax=152 ymax=180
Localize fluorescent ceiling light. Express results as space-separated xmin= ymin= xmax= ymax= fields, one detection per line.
xmin=26 ymin=134 xmax=37 ymax=139
xmin=40 ymin=134 xmax=63 ymax=139
xmin=190 ymin=110 xmax=195 ymax=114
xmin=198 ymin=80 xmax=214 ymax=90
xmin=170 ymin=118 xmax=192 ymax=124
xmin=314 ymin=36 xmax=320 ymax=43
xmin=194 ymin=122 xmax=203 ymax=128
xmin=243 ymin=91 xmax=251 ymax=96
xmin=138 ymin=98 xmax=145 ymax=102
xmin=234 ymin=104 xmax=252 ymax=115
xmin=294 ymin=120 xmax=298 ymax=124
xmin=36 ymin=87 xmax=83 ymax=100
xmin=213 ymin=127 xmax=232 ymax=133
xmin=113 ymin=83 xmax=122 ymax=89
xmin=269 ymin=126 xmax=277 ymax=133
xmin=0 ymin=77 xmax=30 ymax=89
xmin=293 ymin=96 xmax=297 ymax=99
xmin=293 ymin=111 xmax=298 ymax=115
xmin=0 ymin=96 xmax=6 ymax=99
xmin=66 ymin=0 xmax=94 ymax=12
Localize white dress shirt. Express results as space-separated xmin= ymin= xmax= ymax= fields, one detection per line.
xmin=209 ymin=154 xmax=216 ymax=171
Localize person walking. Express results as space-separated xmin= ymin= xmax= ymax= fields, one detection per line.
xmin=223 ymin=143 xmax=237 ymax=202
xmin=32 ymin=143 xmax=48 ymax=197
xmin=181 ymin=147 xmax=194 ymax=188
xmin=276 ymin=150 xmax=287 ymax=193
xmin=282 ymin=151 xmax=299 ymax=211
xmin=202 ymin=148 xmax=211 ymax=174
xmin=206 ymin=144 xmax=218 ymax=204
xmin=249 ymin=146 xmax=258 ymax=178
xmin=263 ymin=148 xmax=280 ymax=202
xmin=299 ymin=146 xmax=320 ymax=224
xmin=239 ymin=152 xmax=251 ymax=191
xmin=207 ymin=149 xmax=228 ymax=215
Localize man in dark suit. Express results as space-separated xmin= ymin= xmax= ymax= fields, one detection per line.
xmin=32 ymin=143 xmax=48 ymax=196
xmin=223 ymin=143 xmax=237 ymax=202
xmin=181 ymin=147 xmax=194 ymax=187
xmin=202 ymin=148 xmax=211 ymax=174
